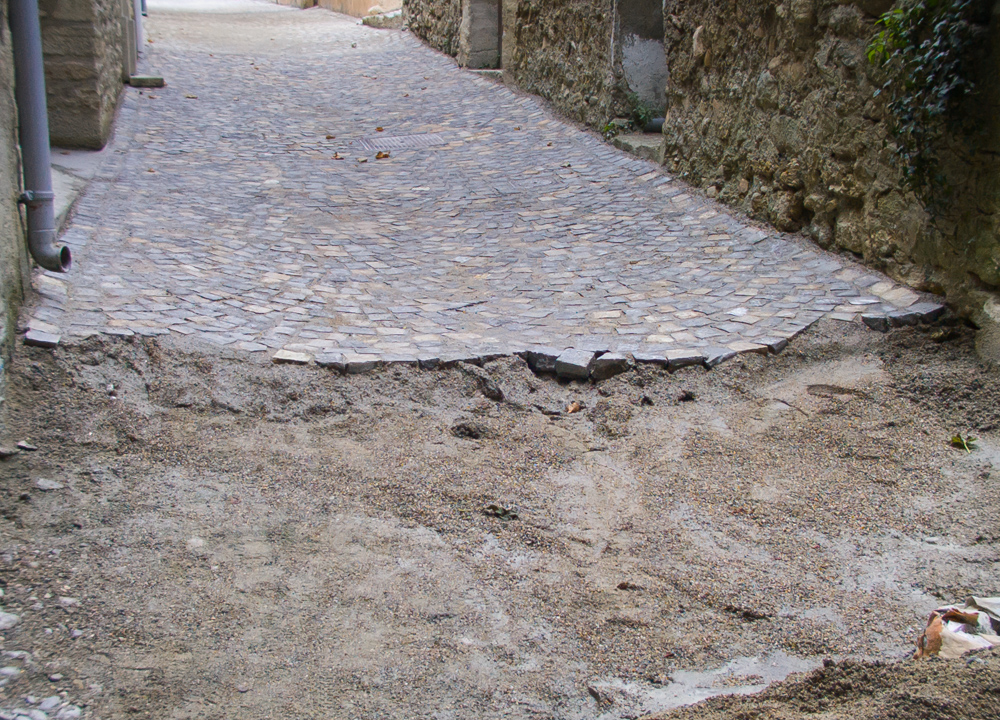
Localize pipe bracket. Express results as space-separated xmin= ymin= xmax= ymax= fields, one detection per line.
xmin=18 ymin=190 xmax=54 ymax=204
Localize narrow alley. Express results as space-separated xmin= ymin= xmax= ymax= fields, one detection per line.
xmin=28 ymin=0 xmax=939 ymax=365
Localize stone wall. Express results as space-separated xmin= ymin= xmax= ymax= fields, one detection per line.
xmin=404 ymin=0 xmax=461 ymax=56
xmin=405 ymin=0 xmax=633 ymax=125
xmin=39 ymin=0 xmax=130 ymax=149
xmin=661 ymin=0 xmax=1000 ymax=318
xmin=504 ymin=0 xmax=623 ymax=125
xmin=0 ymin=0 xmax=30 ymax=388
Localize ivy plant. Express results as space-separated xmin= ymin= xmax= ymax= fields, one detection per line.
xmin=867 ymin=0 xmax=990 ymax=200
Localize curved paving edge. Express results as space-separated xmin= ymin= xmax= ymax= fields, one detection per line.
xmin=24 ymin=300 xmax=946 ymax=381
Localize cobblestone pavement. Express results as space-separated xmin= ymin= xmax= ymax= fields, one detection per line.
xmin=27 ymin=0 xmax=941 ymax=370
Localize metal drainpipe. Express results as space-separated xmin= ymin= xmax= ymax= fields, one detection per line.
xmin=133 ymin=0 xmax=143 ymax=50
xmin=8 ymin=0 xmax=71 ymax=272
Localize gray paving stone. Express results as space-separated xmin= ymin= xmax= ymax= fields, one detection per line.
xmin=523 ymin=348 xmax=561 ymax=374
xmin=24 ymin=330 xmax=60 ymax=348
xmin=703 ymin=347 xmax=738 ymax=368
xmin=272 ymin=349 xmax=312 ymax=365
xmin=343 ymin=354 xmax=381 ymax=374
xmin=909 ymin=302 xmax=947 ymax=323
xmin=887 ymin=309 xmax=921 ymax=327
xmin=862 ymin=314 xmax=891 ymax=332
xmin=590 ymin=352 xmax=633 ymax=381
xmin=665 ymin=348 xmax=705 ymax=371
xmin=315 ymin=352 xmax=346 ymax=370
xmin=632 ymin=351 xmax=666 ymax=365
xmin=555 ymin=349 xmax=596 ymax=380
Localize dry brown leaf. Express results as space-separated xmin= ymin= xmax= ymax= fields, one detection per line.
xmin=375 ymin=151 xmax=390 ymax=160
xmin=376 ymin=127 xmax=384 ymax=132
xmin=357 ymin=157 xmax=368 ymax=163
xmin=333 ymin=153 xmax=343 ymax=160
xmin=326 ymin=134 xmax=336 ymax=139
xmin=567 ymin=401 xmax=581 ymax=414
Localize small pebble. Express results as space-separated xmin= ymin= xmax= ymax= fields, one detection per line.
xmin=34 ymin=479 xmax=65 ymax=492
xmin=55 ymin=707 xmax=81 ymax=720
xmin=0 ymin=666 xmax=21 ymax=677
xmin=38 ymin=697 xmax=61 ymax=711
xmin=47 ymin=674 xmax=63 ymax=682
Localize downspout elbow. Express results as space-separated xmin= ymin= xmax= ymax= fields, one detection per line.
xmin=19 ymin=190 xmax=71 ymax=272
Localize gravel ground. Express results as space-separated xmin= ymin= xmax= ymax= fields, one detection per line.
xmin=0 ymin=318 xmax=996 ymax=718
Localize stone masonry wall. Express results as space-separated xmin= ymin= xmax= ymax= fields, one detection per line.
xmin=39 ymin=0 xmax=128 ymax=148
xmin=406 ymin=0 xmax=631 ymax=125
xmin=662 ymin=0 xmax=1000 ymax=318
xmin=0 ymin=0 xmax=30 ymax=390
xmin=505 ymin=0 xmax=624 ymax=125
xmin=404 ymin=0 xmax=461 ymax=56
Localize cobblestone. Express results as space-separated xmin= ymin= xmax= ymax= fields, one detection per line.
xmin=26 ymin=2 xmax=945 ymax=370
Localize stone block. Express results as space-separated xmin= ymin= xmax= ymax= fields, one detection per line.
xmin=343 ymin=354 xmax=381 ymax=374
xmin=909 ymin=302 xmax=947 ymax=323
xmin=129 ymin=75 xmax=165 ymax=88
xmin=438 ymin=352 xmax=482 ymax=367
xmin=315 ymin=352 xmax=346 ymax=370
xmin=24 ymin=330 xmax=60 ymax=348
xmin=665 ymin=348 xmax=705 ymax=370
xmin=523 ymin=347 xmax=561 ymax=374
xmin=590 ymin=352 xmax=633 ymax=381
xmin=555 ymin=349 xmax=595 ymax=380
xmin=861 ymin=314 xmax=890 ymax=332
xmin=272 ymin=349 xmax=312 ymax=364
xmin=756 ymin=336 xmax=789 ymax=353
xmin=632 ymin=351 xmax=666 ymax=365
xmin=703 ymin=346 xmax=737 ymax=368
xmin=887 ymin=309 xmax=921 ymax=327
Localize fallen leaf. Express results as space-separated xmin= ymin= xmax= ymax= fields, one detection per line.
xmin=483 ymin=504 xmax=519 ymax=521
xmin=376 ymin=127 xmax=384 ymax=132
xmin=185 ymin=94 xmax=198 ymax=99
xmin=375 ymin=151 xmax=390 ymax=160
xmin=333 ymin=153 xmax=343 ymax=160
xmin=547 ymin=142 xmax=553 ymax=146
xmin=514 ymin=126 xmax=521 ymax=130
xmin=567 ymin=401 xmax=581 ymax=414
xmin=326 ymin=134 xmax=336 ymax=139
xmin=403 ymin=93 xmax=409 ymax=97
xmin=357 ymin=157 xmax=368 ymax=163
xmin=950 ymin=434 xmax=977 ymax=453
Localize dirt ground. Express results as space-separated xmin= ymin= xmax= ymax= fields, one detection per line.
xmin=0 ymin=318 xmax=998 ymax=719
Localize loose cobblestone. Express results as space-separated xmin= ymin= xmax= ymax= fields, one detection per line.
xmin=26 ymin=1 xmax=945 ymax=370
